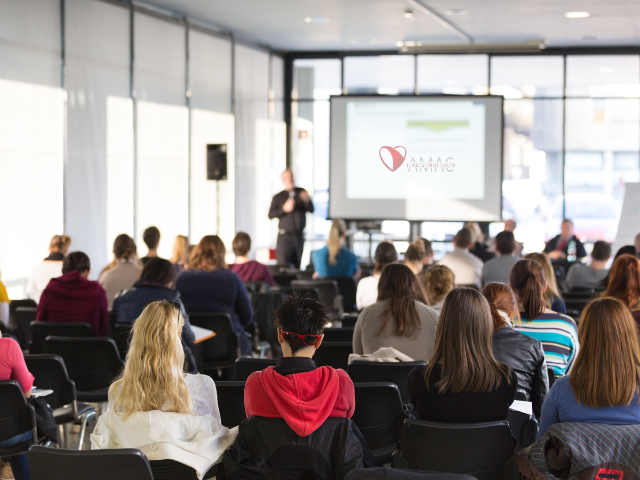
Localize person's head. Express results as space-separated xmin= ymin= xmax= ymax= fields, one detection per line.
xmin=327 ymin=220 xmax=347 ymax=266
xmin=422 ymin=265 xmax=455 ymax=306
xmin=591 ymin=241 xmax=612 ymax=264
xmin=510 ymin=258 xmax=547 ymax=320
xmin=281 ymin=169 xmax=294 ymax=191
xmin=570 ymin=297 xmax=640 ymax=408
xmin=419 ymin=238 xmax=434 ymax=265
xmin=49 ymin=234 xmax=71 ymax=255
xmin=482 ymin=283 xmax=520 ymax=330
xmin=603 ymin=254 xmax=640 ymax=308
xmin=143 ymin=226 xmax=160 ymax=252
xmin=524 ymin=252 xmax=562 ymax=305
xmin=635 ymin=233 xmax=640 ymax=254
xmin=404 ymin=239 xmax=426 ymax=265
xmin=140 ymin=257 xmax=177 ymax=287
xmin=453 ymin=228 xmax=473 ymax=249
xmin=495 ymin=231 xmax=516 ymax=256
xmin=274 ymin=293 xmax=329 ymax=356
xmin=425 ymin=288 xmax=510 ymax=394
xmin=232 ymin=232 xmax=251 ymax=257
xmin=614 ymin=245 xmax=637 ymax=262
xmin=109 ymin=300 xmax=190 ymax=420
xmin=189 ymin=235 xmax=227 ymax=271
xmin=560 ymin=218 xmax=574 ymax=238
xmin=170 ymin=235 xmax=190 ymax=264
xmin=113 ymin=234 xmax=137 ymax=261
xmin=377 ymin=263 xmax=427 ymax=337
xmin=373 ymin=242 xmax=398 ymax=274
xmin=463 ymin=222 xmax=482 ymax=244
xmin=504 ymin=219 xmax=517 ymax=233
xmin=62 ymin=251 xmax=91 ymax=277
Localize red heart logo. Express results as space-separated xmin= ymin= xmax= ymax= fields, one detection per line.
xmin=379 ymin=146 xmax=407 ymax=172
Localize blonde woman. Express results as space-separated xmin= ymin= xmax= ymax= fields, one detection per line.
xmin=524 ymin=252 xmax=567 ymax=314
xmin=422 ymin=265 xmax=455 ymax=314
xmin=311 ymin=220 xmax=359 ymax=278
xmin=91 ymin=300 xmax=237 ymax=476
xmin=27 ymin=234 xmax=72 ymax=303
xmin=171 ymin=235 xmax=190 ymax=273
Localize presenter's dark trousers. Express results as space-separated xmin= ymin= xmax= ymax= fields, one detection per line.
xmin=276 ymin=231 xmax=304 ymax=269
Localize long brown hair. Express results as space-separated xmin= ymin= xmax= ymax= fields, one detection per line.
xmin=510 ymin=259 xmax=546 ymax=320
xmin=603 ymin=254 xmax=640 ymax=309
xmin=482 ymin=283 xmax=520 ymax=330
xmin=189 ymin=235 xmax=227 ymax=271
xmin=373 ymin=242 xmax=397 ymax=275
xmin=570 ymin=297 xmax=640 ymax=408
xmin=524 ymin=252 xmax=563 ymax=308
xmin=423 ymin=265 xmax=455 ymax=305
xmin=100 ymin=234 xmax=139 ymax=277
xmin=376 ymin=263 xmax=427 ymax=337
xmin=425 ymin=288 xmax=511 ymax=394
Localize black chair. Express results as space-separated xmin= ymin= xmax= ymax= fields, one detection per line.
xmin=323 ymin=327 xmax=354 ymax=342
xmin=273 ymin=273 xmax=300 ymax=287
xmin=244 ymin=281 xmax=269 ymax=294
xmin=326 ymin=276 xmax=358 ymax=312
xmin=24 ymin=354 xmax=96 ymax=449
xmin=0 ymin=380 xmax=37 ymax=458
xmin=13 ymin=306 xmax=37 ymax=349
xmin=291 ymin=279 xmax=342 ymax=316
xmin=506 ymin=408 xmax=538 ymax=452
xmin=352 ymin=382 xmax=406 ymax=464
xmin=30 ymin=321 xmax=95 ymax=354
xmin=45 ymin=337 xmax=124 ymax=403
xmin=347 ymin=469 xmax=477 ymax=480
xmin=9 ymin=299 xmax=37 ymax=327
xmin=548 ymin=366 xmax=556 ymax=388
xmin=341 ymin=313 xmax=359 ymax=328
xmin=253 ymin=292 xmax=286 ymax=356
xmin=392 ymin=419 xmax=514 ymax=480
xmin=215 ymin=381 xmax=246 ymax=428
xmin=112 ymin=323 xmax=133 ymax=360
xmin=189 ymin=313 xmax=240 ymax=376
xmin=348 ymin=361 xmax=426 ymax=404
xmin=28 ymin=446 xmax=154 ymax=480
xmin=564 ymin=287 xmax=600 ymax=320
xmin=235 ymin=358 xmax=278 ymax=381
xmin=313 ymin=341 xmax=352 ymax=370
xmin=150 ymin=459 xmax=218 ymax=480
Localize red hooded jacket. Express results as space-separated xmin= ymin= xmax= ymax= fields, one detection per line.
xmin=244 ymin=366 xmax=355 ymax=437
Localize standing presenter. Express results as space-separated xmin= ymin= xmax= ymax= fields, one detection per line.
xmin=268 ymin=170 xmax=314 ymax=268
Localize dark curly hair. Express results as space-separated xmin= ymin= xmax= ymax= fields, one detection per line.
xmin=274 ymin=293 xmax=330 ymax=353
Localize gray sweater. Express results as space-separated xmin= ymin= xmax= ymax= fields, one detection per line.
xmin=352 ymin=299 xmax=439 ymax=362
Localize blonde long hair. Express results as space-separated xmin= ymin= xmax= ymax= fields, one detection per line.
xmin=109 ymin=301 xmax=191 ymax=420
xmin=171 ymin=235 xmax=190 ymax=264
xmin=327 ymin=220 xmax=347 ymax=266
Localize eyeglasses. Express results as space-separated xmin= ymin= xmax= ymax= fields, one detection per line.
xmin=281 ymin=331 xmax=322 ymax=347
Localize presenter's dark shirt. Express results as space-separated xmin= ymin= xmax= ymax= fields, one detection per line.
xmin=407 ymin=363 xmax=517 ymax=423
xmin=268 ymin=188 xmax=314 ymax=234
xmin=544 ymin=235 xmax=587 ymax=259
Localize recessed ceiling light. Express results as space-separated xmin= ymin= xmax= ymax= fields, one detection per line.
xmin=404 ymin=41 xmax=416 ymax=47
xmin=395 ymin=41 xmax=404 ymax=47
xmin=311 ymin=16 xmax=329 ymax=22
xmin=405 ymin=9 xmax=414 ymax=18
xmin=565 ymin=11 xmax=590 ymax=18
xmin=445 ymin=9 xmax=467 ymax=16
xmin=304 ymin=17 xmax=311 ymax=23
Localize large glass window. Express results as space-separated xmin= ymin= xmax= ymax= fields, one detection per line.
xmin=344 ymin=56 xmax=415 ymax=95
xmin=566 ymin=55 xmax=640 ymax=98
xmin=491 ymin=56 xmax=564 ymax=98
xmin=417 ymin=54 xmax=488 ymax=95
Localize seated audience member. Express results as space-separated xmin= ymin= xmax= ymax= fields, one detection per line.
xmin=0 ymin=333 xmax=35 ymax=480
xmin=356 ymin=242 xmax=397 ymax=310
xmin=565 ymin=240 xmax=611 ymax=290
xmin=525 ymin=252 xmax=566 ymax=314
xmin=0 ymin=275 xmax=9 ymax=327
xmin=403 ymin=239 xmax=426 ymax=275
xmin=510 ymin=259 xmax=579 ymax=376
xmin=537 ymin=297 xmax=640 ymax=439
xmin=438 ymin=227 xmax=484 ymax=288
xmin=601 ymin=254 xmax=640 ymax=329
xmin=544 ymin=218 xmax=587 ymax=260
xmin=354 ymin=264 xmax=438 ymax=362
xmin=407 ymin=288 xmax=517 ymax=423
xmin=99 ymin=234 xmax=142 ymax=311
xmin=422 ymin=264 xmax=455 ymax=314
xmin=504 ymin=219 xmax=524 ymax=256
xmin=140 ymin=226 xmax=161 ymax=265
xmin=482 ymin=283 xmax=548 ymax=419
xmin=229 ymin=232 xmax=275 ymax=287
xmin=419 ymin=237 xmax=435 ymax=271
xmin=311 ymin=220 xmax=359 ymax=278
xmin=176 ymin=235 xmax=253 ymax=355
xmin=466 ymin=222 xmax=496 ymax=263
xmin=482 ymin=231 xmax=519 ymax=287
xmin=91 ymin=301 xmax=236 ymax=476
xmin=27 ymin=234 xmax=71 ymax=303
xmin=36 ymin=251 xmax=108 ymax=336
xmin=170 ymin=235 xmax=190 ymax=274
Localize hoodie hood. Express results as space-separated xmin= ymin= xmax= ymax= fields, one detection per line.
xmin=47 ymin=271 xmax=98 ymax=299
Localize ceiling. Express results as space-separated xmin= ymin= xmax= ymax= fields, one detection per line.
xmin=142 ymin=0 xmax=640 ymax=52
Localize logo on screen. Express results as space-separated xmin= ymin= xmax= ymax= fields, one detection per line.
xmin=379 ymin=146 xmax=407 ymax=172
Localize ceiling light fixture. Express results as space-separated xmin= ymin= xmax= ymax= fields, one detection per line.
xmin=445 ymin=9 xmax=467 ymax=16
xmin=405 ymin=9 xmax=414 ymax=18
xmin=304 ymin=17 xmax=311 ymax=23
xmin=395 ymin=41 xmax=404 ymax=47
xmin=565 ymin=11 xmax=590 ymax=18
xmin=305 ymin=16 xmax=329 ymax=23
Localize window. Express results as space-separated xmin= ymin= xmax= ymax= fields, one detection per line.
xmin=490 ymin=56 xmax=564 ymax=98
xmin=417 ymin=54 xmax=488 ymax=95
xmin=344 ymin=56 xmax=415 ymax=95
xmin=566 ymin=55 xmax=640 ymax=97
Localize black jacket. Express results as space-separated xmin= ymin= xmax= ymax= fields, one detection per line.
xmin=220 ymin=416 xmax=368 ymax=480
xmin=268 ymin=188 xmax=314 ymax=234
xmin=492 ymin=325 xmax=549 ymax=419
xmin=544 ymin=234 xmax=587 ymax=259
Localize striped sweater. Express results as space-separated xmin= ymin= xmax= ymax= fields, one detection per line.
xmin=514 ymin=312 xmax=579 ymax=377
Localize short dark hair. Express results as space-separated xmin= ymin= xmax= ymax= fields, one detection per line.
xmin=140 ymin=257 xmax=177 ymax=286
xmin=562 ymin=218 xmax=573 ymax=226
xmin=274 ymin=293 xmax=330 ymax=353
xmin=62 ymin=251 xmax=91 ymax=274
xmin=232 ymin=232 xmax=251 ymax=256
xmin=143 ymin=226 xmax=160 ymax=250
xmin=592 ymin=241 xmax=612 ymax=262
xmin=454 ymin=228 xmax=473 ymax=248
xmin=495 ymin=231 xmax=516 ymax=255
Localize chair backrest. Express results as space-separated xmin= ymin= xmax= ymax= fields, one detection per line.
xmin=9 ymin=299 xmax=37 ymax=326
xmin=112 ymin=323 xmax=133 ymax=360
xmin=13 ymin=306 xmax=37 ymax=349
xmin=24 ymin=354 xmax=76 ymax=410
xmin=45 ymin=337 xmax=124 ymax=392
xmin=291 ymin=280 xmax=340 ymax=313
xmin=273 ymin=273 xmax=300 ymax=287
xmin=215 ymin=381 xmax=246 ymax=428
xmin=399 ymin=419 xmax=514 ymax=480
xmin=548 ymin=366 xmax=556 ymax=388
xmin=323 ymin=327 xmax=354 ymax=343
xmin=189 ymin=313 xmax=239 ymax=365
xmin=253 ymin=292 xmax=285 ymax=356
xmin=325 ymin=277 xmax=358 ymax=312
xmin=0 ymin=380 xmax=37 ymax=443
xmin=348 ymin=361 xmax=427 ymax=404
xmin=313 ymin=341 xmax=353 ymax=371
xmin=30 ymin=321 xmax=95 ymax=354
xmin=235 ymin=358 xmax=278 ymax=381
xmin=506 ymin=409 xmax=538 ymax=452
xmin=28 ymin=446 xmax=154 ymax=480
xmin=244 ymin=281 xmax=269 ymax=294
xmin=149 ymin=459 xmax=218 ymax=480
xmin=341 ymin=313 xmax=359 ymax=328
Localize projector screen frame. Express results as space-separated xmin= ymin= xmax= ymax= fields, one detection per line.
xmin=327 ymin=93 xmax=505 ymax=223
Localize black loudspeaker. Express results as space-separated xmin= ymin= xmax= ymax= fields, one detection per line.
xmin=207 ymin=144 xmax=227 ymax=181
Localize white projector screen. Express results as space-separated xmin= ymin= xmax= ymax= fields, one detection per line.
xmin=329 ymin=95 xmax=504 ymax=221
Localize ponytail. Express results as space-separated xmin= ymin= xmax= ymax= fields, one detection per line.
xmin=50 ymin=234 xmax=71 ymax=254
xmin=327 ymin=220 xmax=346 ymax=266
xmin=482 ymin=282 xmax=519 ymax=330
xmin=509 ymin=259 xmax=546 ymax=320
